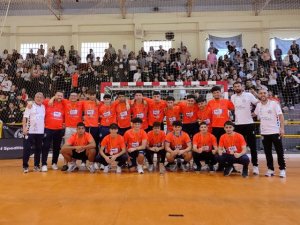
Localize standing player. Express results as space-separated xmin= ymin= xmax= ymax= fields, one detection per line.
xmin=42 ymin=91 xmax=65 ymax=171
xmin=192 ymin=122 xmax=218 ymax=172
xmin=97 ymin=123 xmax=128 ymax=173
xmin=196 ymin=96 xmax=212 ymax=132
xmin=178 ymin=94 xmax=199 ymax=138
xmin=164 ymin=96 xmax=181 ymax=133
xmin=146 ymin=122 xmax=166 ymax=173
xmin=207 ymin=86 xmax=234 ymax=142
xmin=165 ymin=120 xmax=192 ymax=172
xmin=124 ymin=117 xmax=148 ymax=174
xmin=130 ymin=91 xmax=149 ymax=130
xmin=114 ymin=91 xmax=131 ymax=136
xmin=253 ymin=89 xmax=286 ymax=178
xmin=231 ymin=81 xmax=260 ymax=175
xmin=217 ymin=121 xmax=250 ymax=178
xmin=61 ymin=122 xmax=96 ymax=173
xmin=22 ymin=92 xmax=45 ymax=173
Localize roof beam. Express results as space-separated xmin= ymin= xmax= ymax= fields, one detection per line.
xmin=187 ymin=0 xmax=193 ymax=17
xmin=257 ymin=0 xmax=272 ymax=15
xmin=45 ymin=0 xmax=61 ymax=20
xmin=119 ymin=0 xmax=126 ymax=19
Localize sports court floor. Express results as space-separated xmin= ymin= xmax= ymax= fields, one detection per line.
xmin=0 ymin=156 xmax=299 ymax=225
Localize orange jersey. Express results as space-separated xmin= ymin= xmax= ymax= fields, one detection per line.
xmin=44 ymin=99 xmax=64 ymax=130
xmin=124 ymin=128 xmax=148 ymax=149
xmin=207 ymin=99 xmax=234 ymax=128
xmin=72 ymin=73 xmax=79 ymax=87
xmin=219 ymin=132 xmax=246 ymax=154
xmin=82 ymin=100 xmax=100 ymax=127
xmin=67 ymin=132 xmax=94 ymax=146
xmin=192 ymin=132 xmax=217 ymax=152
xmin=147 ymin=130 xmax=166 ymax=147
xmin=165 ymin=131 xmax=191 ymax=150
xmin=114 ymin=101 xmax=131 ymax=128
xmin=101 ymin=134 xmax=126 ymax=155
xmin=178 ymin=101 xmax=199 ymax=124
xmin=164 ymin=106 xmax=181 ymax=132
xmin=63 ymin=99 xmax=83 ymax=128
xmin=197 ymin=106 xmax=212 ymax=132
xmin=131 ymin=100 xmax=148 ymax=130
xmin=98 ymin=104 xmax=116 ymax=126
xmin=145 ymin=98 xmax=167 ymax=126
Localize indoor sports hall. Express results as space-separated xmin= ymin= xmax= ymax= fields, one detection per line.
xmin=0 ymin=1 xmax=300 ymax=225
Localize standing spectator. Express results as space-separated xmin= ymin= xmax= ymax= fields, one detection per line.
xmin=253 ymin=89 xmax=286 ymax=178
xmin=207 ymin=49 xmax=217 ymax=69
xmin=22 ymin=92 xmax=45 ymax=173
xmin=290 ymin=40 xmax=299 ymax=57
xmin=274 ymin=45 xmax=283 ymax=64
xmin=207 ymin=42 xmax=219 ymax=55
xmin=231 ymin=82 xmax=259 ymax=175
xmin=283 ymin=50 xmax=299 ymax=68
xmin=37 ymin=45 xmax=45 ymax=57
xmin=86 ymin=49 xmax=95 ymax=64
xmin=283 ymin=69 xmax=300 ymax=110
xmin=58 ymin=45 xmax=66 ymax=57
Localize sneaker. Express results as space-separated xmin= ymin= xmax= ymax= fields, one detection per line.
xmin=41 ymin=165 xmax=48 ymax=172
xmin=159 ymin=163 xmax=165 ymax=174
xmin=209 ymin=164 xmax=215 ymax=172
xmin=232 ymin=166 xmax=240 ymax=173
xmin=51 ymin=163 xmax=58 ymax=170
xmin=216 ymin=164 xmax=224 ymax=172
xmin=201 ymin=164 xmax=209 ymax=171
xmin=242 ymin=167 xmax=249 ymax=178
xmin=80 ymin=162 xmax=86 ymax=171
xmin=265 ymin=169 xmax=275 ymax=177
xmin=169 ymin=163 xmax=177 ymax=172
xmin=61 ymin=165 xmax=68 ymax=172
xmin=148 ymin=164 xmax=154 ymax=172
xmin=116 ymin=166 xmax=122 ymax=173
xmin=279 ymin=169 xmax=286 ymax=178
xmin=23 ymin=167 xmax=29 ymax=173
xmin=103 ymin=165 xmax=110 ymax=173
xmin=289 ymin=106 xmax=295 ymax=110
xmin=94 ymin=162 xmax=100 ymax=170
xmin=87 ymin=164 xmax=96 ymax=173
xmin=67 ymin=162 xmax=78 ymax=172
xmin=137 ymin=165 xmax=144 ymax=174
xmin=224 ymin=166 xmax=233 ymax=176
xmin=180 ymin=163 xmax=188 ymax=172
xmin=33 ymin=166 xmax=40 ymax=172
xmin=253 ymin=166 xmax=259 ymax=175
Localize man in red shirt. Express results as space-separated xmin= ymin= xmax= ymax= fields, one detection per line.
xmin=146 ymin=122 xmax=166 ymax=174
xmin=217 ymin=121 xmax=250 ymax=177
xmin=97 ymin=123 xmax=128 ymax=173
xmin=130 ymin=91 xmax=148 ymax=130
xmin=42 ymin=91 xmax=65 ymax=171
xmin=192 ymin=122 xmax=218 ymax=172
xmin=124 ymin=117 xmax=148 ymax=174
xmin=114 ymin=91 xmax=131 ymax=136
xmin=165 ymin=120 xmax=192 ymax=172
xmin=61 ymin=122 xmax=96 ymax=173
xmin=196 ymin=97 xmax=212 ymax=132
xmin=164 ymin=96 xmax=181 ymax=133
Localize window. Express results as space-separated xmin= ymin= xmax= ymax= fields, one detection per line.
xmin=81 ymin=42 xmax=109 ymax=63
xmin=271 ymin=38 xmax=299 ymax=59
xmin=143 ymin=41 xmax=172 ymax=53
xmin=20 ymin=43 xmax=48 ymax=59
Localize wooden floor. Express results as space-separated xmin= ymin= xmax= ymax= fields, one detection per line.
xmin=0 ymin=156 xmax=300 ymax=225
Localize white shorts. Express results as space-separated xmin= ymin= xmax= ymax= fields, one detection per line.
xmin=64 ymin=127 xmax=77 ymax=142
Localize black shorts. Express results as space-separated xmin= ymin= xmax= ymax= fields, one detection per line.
xmin=72 ymin=150 xmax=88 ymax=160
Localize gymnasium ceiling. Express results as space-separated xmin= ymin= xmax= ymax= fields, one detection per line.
xmin=1 ymin=0 xmax=300 ymax=19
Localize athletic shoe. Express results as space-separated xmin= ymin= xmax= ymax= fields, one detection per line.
xmin=232 ymin=166 xmax=240 ymax=173
xmin=209 ymin=164 xmax=215 ymax=172
xmin=94 ymin=162 xmax=100 ymax=170
xmin=148 ymin=164 xmax=154 ymax=172
xmin=51 ymin=163 xmax=58 ymax=170
xmin=224 ymin=166 xmax=233 ymax=176
xmin=201 ymin=164 xmax=209 ymax=171
xmin=80 ymin=162 xmax=86 ymax=171
xmin=180 ymin=163 xmax=188 ymax=172
xmin=289 ymin=106 xmax=295 ymax=110
xmin=41 ymin=165 xmax=48 ymax=172
xmin=169 ymin=163 xmax=177 ymax=172
xmin=279 ymin=170 xmax=286 ymax=178
xmin=242 ymin=166 xmax=249 ymax=178
xmin=87 ymin=164 xmax=96 ymax=173
xmin=265 ymin=169 xmax=274 ymax=177
xmin=61 ymin=165 xmax=68 ymax=172
xmin=116 ymin=166 xmax=122 ymax=173
xmin=23 ymin=167 xmax=29 ymax=173
xmin=137 ymin=165 xmax=144 ymax=174
xmin=216 ymin=164 xmax=224 ymax=172
xmin=103 ymin=165 xmax=110 ymax=173
xmin=159 ymin=163 xmax=165 ymax=174
xmin=253 ymin=166 xmax=259 ymax=175
xmin=33 ymin=166 xmax=40 ymax=172
xmin=67 ymin=162 xmax=78 ymax=172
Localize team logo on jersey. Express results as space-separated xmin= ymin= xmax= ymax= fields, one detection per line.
xmin=14 ymin=128 xmax=24 ymax=138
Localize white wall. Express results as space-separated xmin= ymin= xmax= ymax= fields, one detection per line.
xmin=0 ymin=10 xmax=300 ymax=59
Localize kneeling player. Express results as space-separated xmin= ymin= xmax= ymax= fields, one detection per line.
xmin=146 ymin=122 xmax=166 ymax=174
xmin=97 ymin=123 xmax=128 ymax=173
xmin=217 ymin=121 xmax=250 ymax=177
xmin=165 ymin=121 xmax=192 ymax=172
xmin=192 ymin=122 xmax=218 ymax=172
xmin=61 ymin=122 xmax=96 ymax=173
xmin=124 ymin=117 xmax=148 ymax=174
